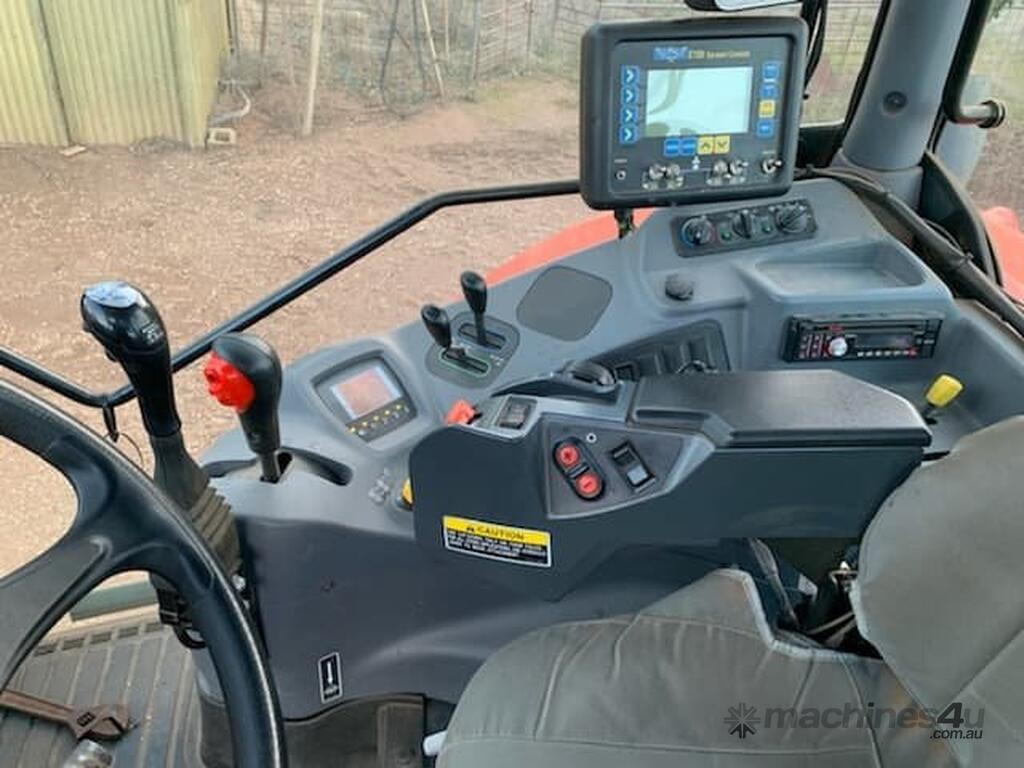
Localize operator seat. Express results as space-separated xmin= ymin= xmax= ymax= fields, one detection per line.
xmin=438 ymin=418 xmax=1024 ymax=767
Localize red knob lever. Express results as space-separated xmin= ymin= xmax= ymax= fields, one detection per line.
xmin=204 ymin=352 xmax=255 ymax=413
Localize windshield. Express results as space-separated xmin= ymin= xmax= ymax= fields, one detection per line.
xmin=0 ymin=0 xmax=881 ymax=580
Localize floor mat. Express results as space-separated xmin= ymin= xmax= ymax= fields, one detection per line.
xmin=0 ymin=616 xmax=202 ymax=768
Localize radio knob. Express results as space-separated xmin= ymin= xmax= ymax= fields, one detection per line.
xmin=681 ymin=217 xmax=715 ymax=247
xmin=775 ymin=203 xmax=811 ymax=234
xmin=827 ymin=336 xmax=850 ymax=358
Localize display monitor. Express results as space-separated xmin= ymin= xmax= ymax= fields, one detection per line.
xmin=579 ymin=17 xmax=807 ymax=209
xmin=645 ymin=66 xmax=754 ymax=137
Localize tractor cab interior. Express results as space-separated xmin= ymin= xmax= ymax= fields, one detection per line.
xmin=1 ymin=0 xmax=1023 ymax=766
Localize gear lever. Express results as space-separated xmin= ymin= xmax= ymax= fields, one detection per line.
xmin=460 ymin=271 xmax=490 ymax=347
xmin=81 ymin=281 xmax=243 ymax=646
xmin=81 ymin=282 xmax=205 ymax=507
xmin=204 ymin=333 xmax=283 ymax=483
xmin=421 ymin=304 xmax=454 ymax=352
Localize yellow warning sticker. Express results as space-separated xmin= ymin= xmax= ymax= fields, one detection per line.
xmin=442 ymin=516 xmax=552 ymax=568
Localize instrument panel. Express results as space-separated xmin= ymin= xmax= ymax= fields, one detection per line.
xmin=580 ymin=17 xmax=806 ymax=209
xmin=315 ymin=358 xmax=416 ymax=442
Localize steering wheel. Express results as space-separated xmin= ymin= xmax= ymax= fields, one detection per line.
xmin=0 ymin=380 xmax=287 ymax=766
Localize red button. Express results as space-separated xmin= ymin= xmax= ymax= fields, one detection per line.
xmin=574 ymin=471 xmax=603 ymax=500
xmin=555 ymin=442 xmax=581 ymax=470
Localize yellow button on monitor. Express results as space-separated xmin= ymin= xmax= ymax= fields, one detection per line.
xmin=759 ymin=99 xmax=777 ymax=118
xmin=925 ymin=374 xmax=964 ymax=409
xmin=713 ymin=135 xmax=731 ymax=154
xmin=401 ymin=479 xmax=414 ymax=508
xmin=697 ymin=136 xmax=715 ymax=155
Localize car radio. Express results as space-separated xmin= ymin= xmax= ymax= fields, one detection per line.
xmin=782 ymin=315 xmax=944 ymax=362
xmin=580 ymin=17 xmax=807 ymax=209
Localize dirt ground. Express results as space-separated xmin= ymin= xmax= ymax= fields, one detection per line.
xmin=0 ymin=77 xmax=589 ymax=580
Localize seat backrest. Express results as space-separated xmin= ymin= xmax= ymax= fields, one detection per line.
xmin=851 ymin=416 xmax=1024 ymax=764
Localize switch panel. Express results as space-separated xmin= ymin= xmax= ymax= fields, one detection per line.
xmin=673 ymin=199 xmax=816 ymax=257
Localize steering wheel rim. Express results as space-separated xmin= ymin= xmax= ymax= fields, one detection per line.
xmin=0 ymin=379 xmax=287 ymax=767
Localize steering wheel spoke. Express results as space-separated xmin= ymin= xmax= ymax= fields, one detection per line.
xmin=0 ymin=526 xmax=113 ymax=686
xmin=0 ymin=380 xmax=286 ymax=766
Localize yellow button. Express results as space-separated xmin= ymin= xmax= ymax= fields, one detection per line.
xmin=925 ymin=374 xmax=964 ymax=409
xmin=401 ymin=479 xmax=414 ymax=507
xmin=759 ymin=100 xmax=777 ymax=118
xmin=713 ymin=135 xmax=731 ymax=154
xmin=697 ymin=136 xmax=715 ymax=155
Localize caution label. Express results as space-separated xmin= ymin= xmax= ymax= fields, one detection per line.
xmin=442 ymin=516 xmax=552 ymax=568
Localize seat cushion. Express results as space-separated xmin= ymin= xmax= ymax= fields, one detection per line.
xmin=851 ymin=416 xmax=1024 ymax=766
xmin=439 ymin=569 xmax=955 ymax=768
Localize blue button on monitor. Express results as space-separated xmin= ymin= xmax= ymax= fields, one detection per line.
xmin=663 ymin=138 xmax=681 ymax=157
xmin=762 ymin=61 xmax=781 ymax=82
xmin=620 ymin=124 xmax=639 ymax=145
xmin=761 ymin=82 xmax=779 ymax=100
xmin=757 ymin=119 xmax=775 ymax=138
xmin=621 ymin=106 xmax=638 ymax=125
xmin=621 ymin=86 xmax=638 ymax=106
xmin=621 ymin=65 xmax=640 ymax=86
xmin=679 ymin=137 xmax=697 ymax=156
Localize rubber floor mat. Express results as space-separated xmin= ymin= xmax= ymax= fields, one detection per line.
xmin=0 ymin=616 xmax=202 ymax=768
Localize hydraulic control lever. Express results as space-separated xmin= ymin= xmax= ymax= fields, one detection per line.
xmin=495 ymin=360 xmax=620 ymax=403
xmin=204 ymin=333 xmax=283 ymax=483
xmin=422 ymin=303 xmax=488 ymax=374
xmin=81 ymin=281 xmax=243 ymax=646
xmin=460 ymin=271 xmax=490 ymax=347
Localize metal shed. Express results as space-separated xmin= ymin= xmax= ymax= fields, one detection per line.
xmin=0 ymin=0 xmax=228 ymax=148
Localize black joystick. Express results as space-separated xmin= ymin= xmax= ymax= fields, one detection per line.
xmin=205 ymin=334 xmax=283 ymax=483
xmin=81 ymin=282 xmax=207 ymax=509
xmin=421 ymin=304 xmax=453 ymax=352
xmin=81 ymin=281 xmax=242 ymax=647
xmin=460 ymin=271 xmax=490 ymax=347
xmin=81 ymin=282 xmax=181 ymax=439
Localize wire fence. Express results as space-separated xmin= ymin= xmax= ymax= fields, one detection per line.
xmin=225 ymin=0 xmax=1023 ymax=132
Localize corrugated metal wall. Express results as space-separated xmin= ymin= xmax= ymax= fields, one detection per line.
xmin=0 ymin=0 xmax=69 ymax=146
xmin=0 ymin=0 xmax=227 ymax=148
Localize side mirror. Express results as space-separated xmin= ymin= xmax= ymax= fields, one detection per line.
xmin=685 ymin=0 xmax=801 ymax=10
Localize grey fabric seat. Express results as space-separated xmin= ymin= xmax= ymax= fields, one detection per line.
xmin=439 ymin=418 xmax=1024 ymax=767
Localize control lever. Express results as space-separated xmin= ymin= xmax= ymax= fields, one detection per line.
xmin=204 ymin=333 xmax=283 ymax=483
xmin=422 ymin=303 xmax=488 ymax=374
xmin=81 ymin=281 xmax=243 ymax=646
xmin=421 ymin=303 xmax=453 ymax=352
xmin=460 ymin=271 xmax=491 ymax=347
xmin=81 ymin=282 xmax=205 ymax=507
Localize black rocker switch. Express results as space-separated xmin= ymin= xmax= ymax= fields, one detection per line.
xmin=206 ymin=333 xmax=283 ymax=483
xmin=421 ymin=304 xmax=453 ymax=352
xmin=460 ymin=271 xmax=491 ymax=347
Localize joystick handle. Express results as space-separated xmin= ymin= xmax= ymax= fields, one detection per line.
xmin=421 ymin=304 xmax=453 ymax=350
xmin=81 ymin=281 xmax=181 ymax=438
xmin=460 ymin=271 xmax=489 ymax=347
xmin=205 ymin=334 xmax=283 ymax=483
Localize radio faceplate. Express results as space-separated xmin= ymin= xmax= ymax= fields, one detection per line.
xmin=783 ymin=315 xmax=944 ymax=362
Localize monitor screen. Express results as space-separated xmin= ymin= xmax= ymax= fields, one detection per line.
xmin=644 ymin=66 xmax=754 ymax=138
xmin=332 ymin=363 xmax=401 ymax=420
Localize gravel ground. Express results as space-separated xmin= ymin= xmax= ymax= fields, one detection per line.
xmin=0 ymin=77 xmax=589 ymax=580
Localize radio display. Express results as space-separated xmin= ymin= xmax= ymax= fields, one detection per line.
xmin=332 ymin=363 xmax=402 ymax=420
xmin=858 ymin=332 xmax=916 ymax=350
xmin=645 ymin=66 xmax=753 ymax=137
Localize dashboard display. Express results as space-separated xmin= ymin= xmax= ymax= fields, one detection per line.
xmin=645 ymin=66 xmax=753 ymax=137
xmin=332 ymin=363 xmax=401 ymax=420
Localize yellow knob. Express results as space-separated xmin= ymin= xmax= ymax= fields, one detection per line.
xmin=401 ymin=478 xmax=414 ymax=508
xmin=925 ymin=375 xmax=964 ymax=409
